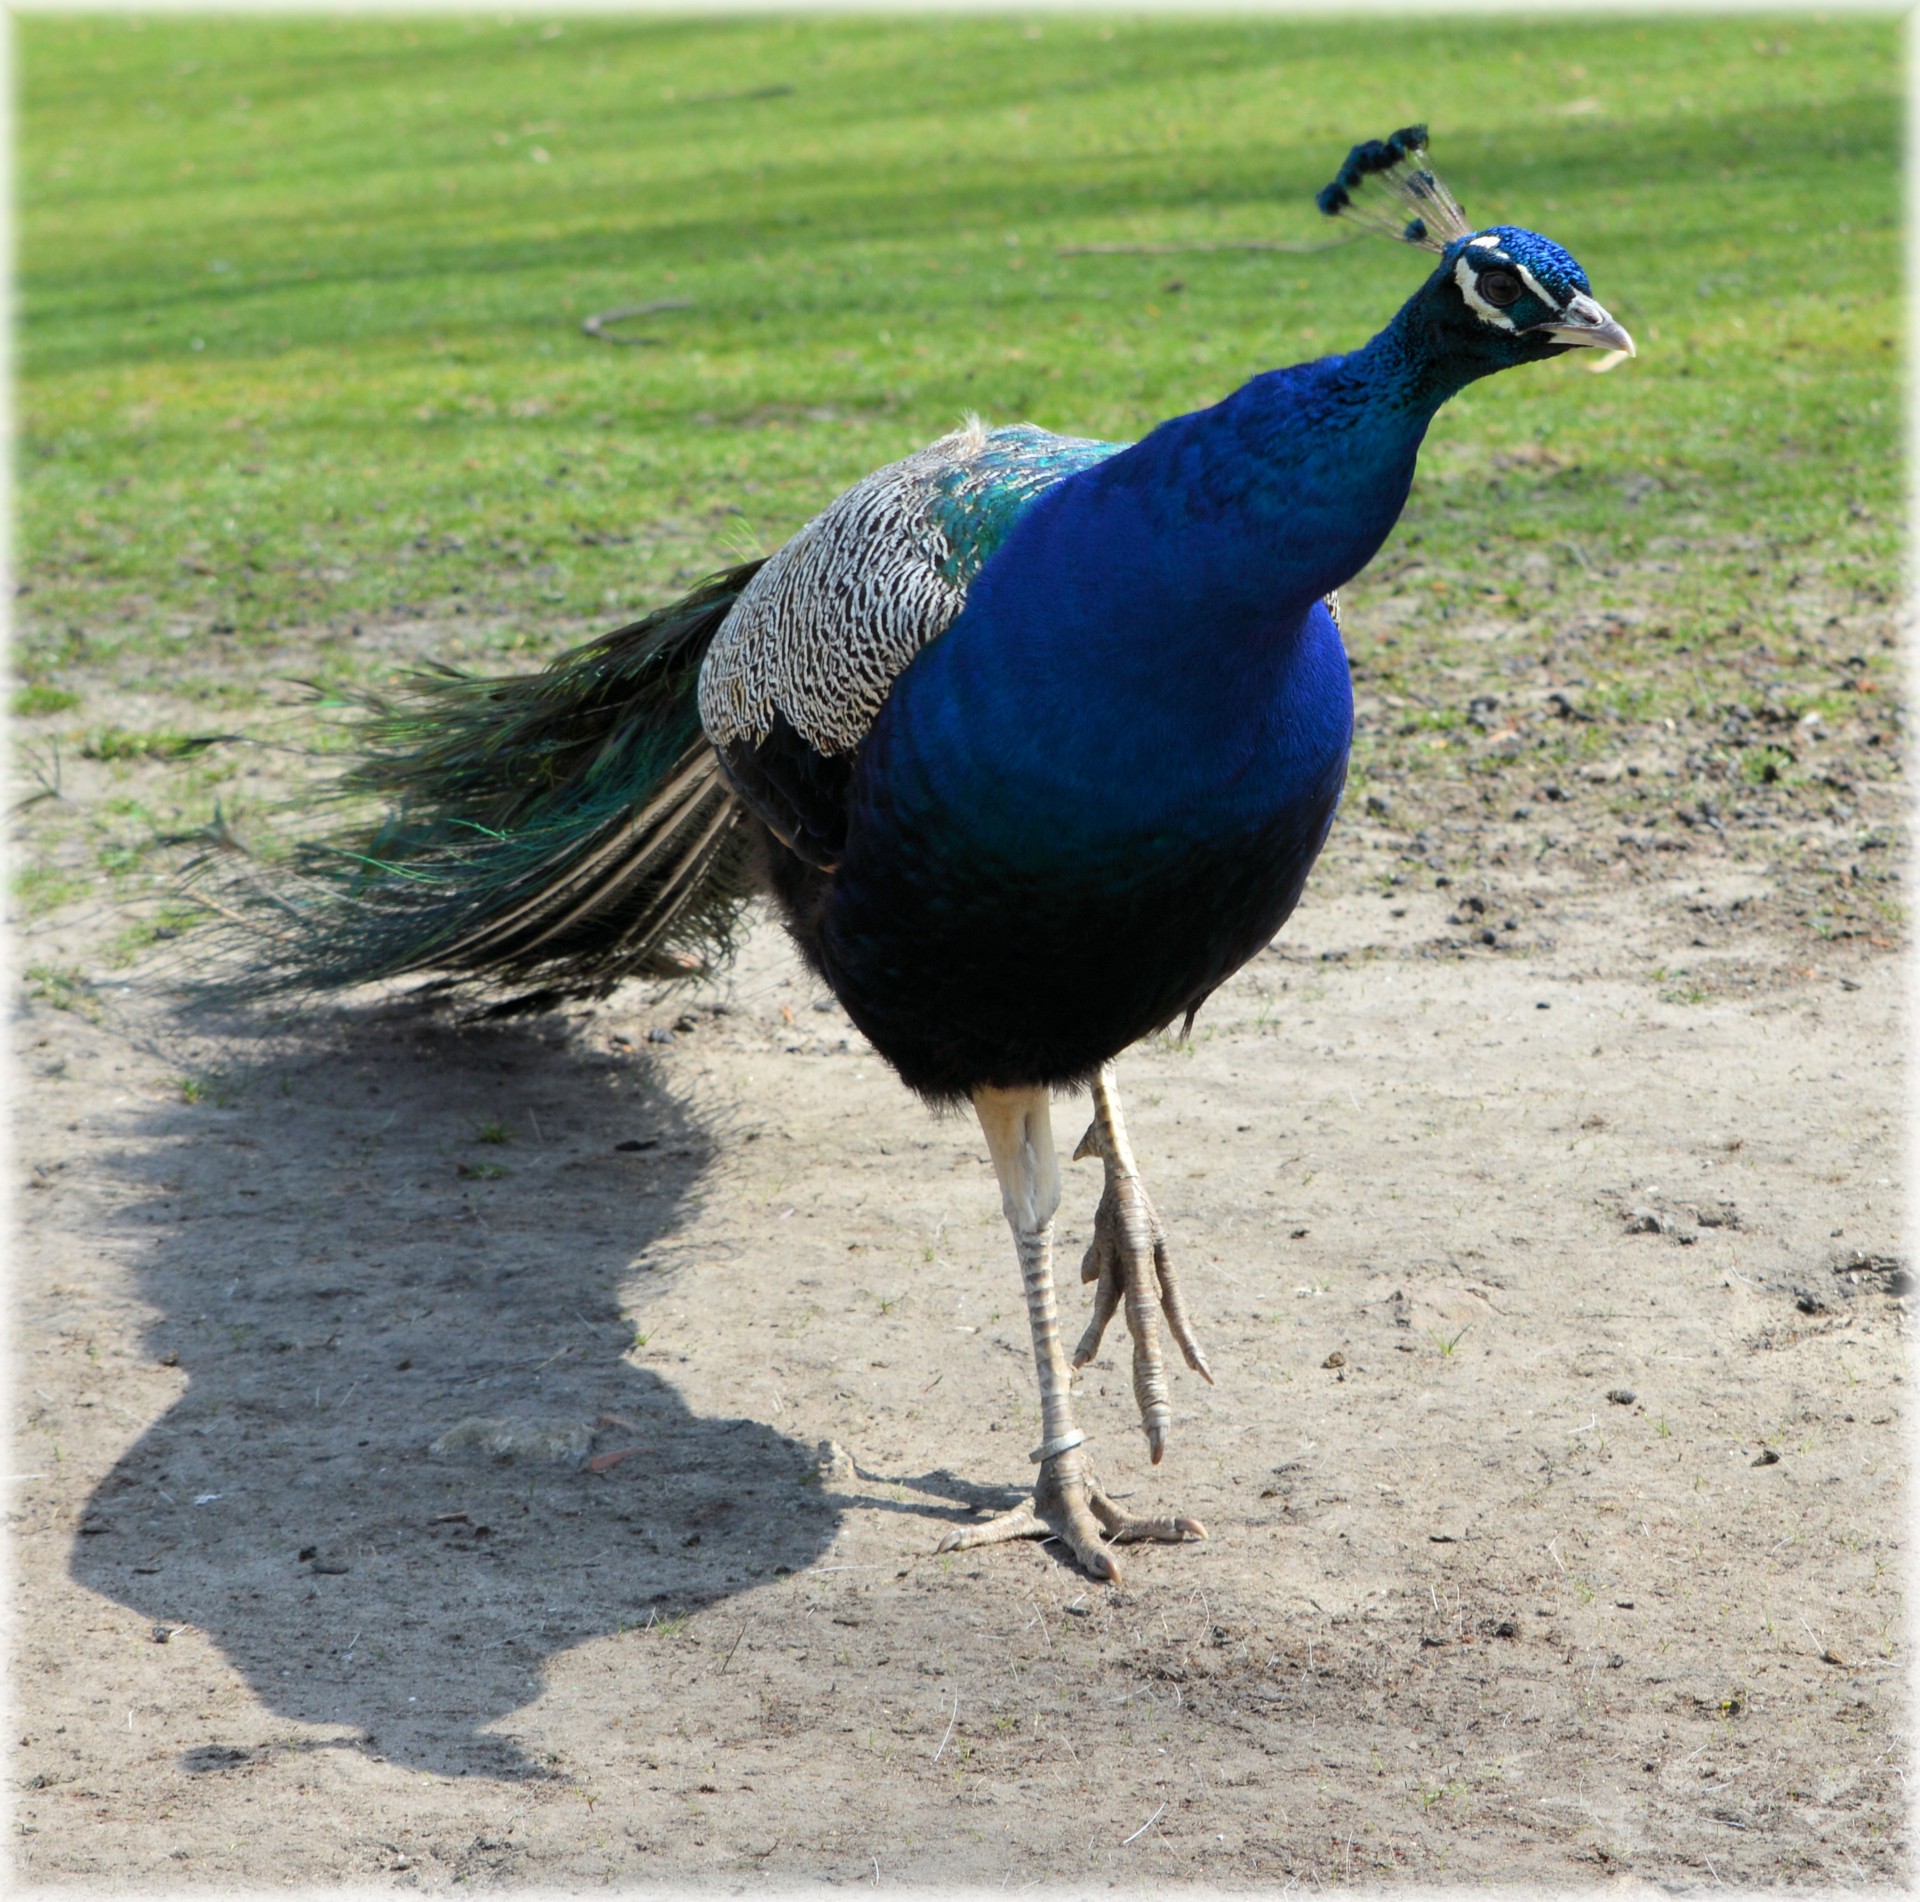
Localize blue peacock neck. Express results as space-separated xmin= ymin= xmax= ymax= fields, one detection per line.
xmin=1187 ymin=293 xmax=1485 ymax=623
xmin=1340 ymin=290 xmax=1492 ymax=420
xmin=879 ymin=287 xmax=1495 ymax=803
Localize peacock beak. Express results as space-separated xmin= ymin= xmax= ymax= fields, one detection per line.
xmin=1540 ymin=291 xmax=1635 ymax=357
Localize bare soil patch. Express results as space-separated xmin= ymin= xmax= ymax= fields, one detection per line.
xmin=11 ymin=602 xmax=1908 ymax=1887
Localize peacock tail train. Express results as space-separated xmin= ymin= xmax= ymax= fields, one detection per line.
xmin=199 ymin=559 xmax=765 ymax=1011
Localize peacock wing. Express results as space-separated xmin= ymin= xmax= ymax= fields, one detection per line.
xmin=697 ymin=419 xmax=1125 ymax=867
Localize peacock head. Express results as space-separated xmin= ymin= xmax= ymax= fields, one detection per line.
xmin=1317 ymin=126 xmax=1633 ymax=374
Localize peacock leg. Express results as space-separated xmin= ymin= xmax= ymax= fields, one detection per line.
xmin=936 ymin=1085 xmax=1204 ymax=1583
xmin=1072 ymin=1065 xmax=1214 ymax=1463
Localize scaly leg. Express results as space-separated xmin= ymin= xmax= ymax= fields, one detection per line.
xmin=937 ymin=1084 xmax=1203 ymax=1583
xmin=1072 ymin=1066 xmax=1213 ymax=1463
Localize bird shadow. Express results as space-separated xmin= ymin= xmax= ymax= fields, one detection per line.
xmin=826 ymin=1461 xmax=1027 ymax=1522
xmin=66 ymin=999 xmax=839 ymax=1780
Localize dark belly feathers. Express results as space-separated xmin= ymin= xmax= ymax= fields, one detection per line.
xmin=759 ymin=746 xmax=1346 ymax=1103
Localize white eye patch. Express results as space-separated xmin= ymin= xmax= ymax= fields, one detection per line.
xmin=1511 ymin=260 xmax=1560 ymax=308
xmin=1453 ymin=254 xmax=1515 ymax=329
xmin=1452 ymin=252 xmax=1569 ymax=330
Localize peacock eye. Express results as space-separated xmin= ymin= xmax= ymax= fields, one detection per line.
xmin=1479 ymin=270 xmax=1522 ymax=308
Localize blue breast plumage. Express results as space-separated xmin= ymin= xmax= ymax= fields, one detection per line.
xmin=716 ymin=332 xmax=1438 ymax=1098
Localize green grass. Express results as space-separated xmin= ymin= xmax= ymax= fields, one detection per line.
xmin=78 ymin=724 xmax=216 ymax=762
xmin=12 ymin=861 xmax=87 ymax=918
xmin=19 ymin=12 xmax=1899 ymax=680
xmin=179 ymin=1070 xmax=240 ymax=1107
xmin=12 ymin=14 xmax=1904 ymax=975
xmin=23 ymin=960 xmax=100 ymax=1017
xmin=13 ymin=683 xmax=80 ymax=717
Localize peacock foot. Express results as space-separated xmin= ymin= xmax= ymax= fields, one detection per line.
xmin=935 ymin=1444 xmax=1204 ymax=1583
xmin=1072 ymin=1104 xmax=1214 ymax=1464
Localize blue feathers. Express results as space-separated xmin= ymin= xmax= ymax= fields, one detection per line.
xmin=737 ymin=140 xmax=1629 ymax=1097
xmin=1317 ymin=125 xmax=1473 ymax=253
xmin=1474 ymin=224 xmax=1593 ymax=299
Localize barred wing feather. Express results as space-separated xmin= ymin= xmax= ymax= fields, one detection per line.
xmin=698 ymin=419 xmax=1125 ymax=760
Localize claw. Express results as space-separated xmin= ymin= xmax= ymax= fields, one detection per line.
xmin=1071 ymin=1241 xmax=1123 ymax=1367
xmin=1072 ymin=1073 xmax=1212 ymax=1458
xmin=1087 ymin=1488 xmax=1206 ymax=1545
xmin=1155 ymin=1244 xmax=1215 ymax=1385
xmin=934 ymin=1445 xmax=1204 ymax=1581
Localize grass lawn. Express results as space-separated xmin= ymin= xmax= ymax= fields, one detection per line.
xmin=13 ymin=11 xmax=1904 ymax=949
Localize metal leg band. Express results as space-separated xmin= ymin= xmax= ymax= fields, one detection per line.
xmin=1030 ymin=1429 xmax=1087 ymax=1465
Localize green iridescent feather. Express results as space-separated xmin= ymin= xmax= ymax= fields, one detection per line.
xmin=928 ymin=426 xmax=1122 ymax=590
xmin=198 ymin=560 xmax=765 ymax=1009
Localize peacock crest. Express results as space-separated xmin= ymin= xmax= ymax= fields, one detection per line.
xmin=1315 ymin=124 xmax=1473 ymax=254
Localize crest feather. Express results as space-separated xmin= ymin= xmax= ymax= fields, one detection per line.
xmin=1315 ymin=126 xmax=1473 ymax=254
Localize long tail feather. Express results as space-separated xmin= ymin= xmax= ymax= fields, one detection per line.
xmin=191 ymin=559 xmax=767 ymax=1008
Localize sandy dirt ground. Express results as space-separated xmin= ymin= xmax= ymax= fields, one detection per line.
xmin=11 ymin=618 xmax=1912 ymax=1889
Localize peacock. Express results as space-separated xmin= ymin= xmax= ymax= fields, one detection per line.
xmin=217 ymin=129 xmax=1631 ymax=1582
